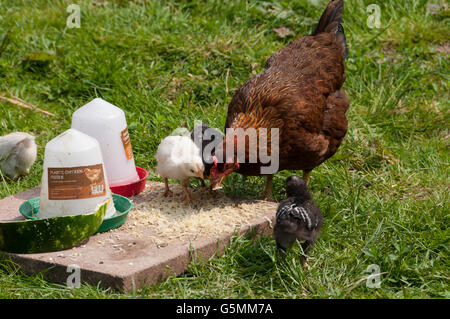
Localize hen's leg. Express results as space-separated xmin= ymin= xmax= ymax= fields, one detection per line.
xmin=302 ymin=169 xmax=312 ymax=185
xmin=163 ymin=178 xmax=173 ymax=197
xmin=181 ymin=179 xmax=193 ymax=201
xmin=262 ymin=174 xmax=274 ymax=201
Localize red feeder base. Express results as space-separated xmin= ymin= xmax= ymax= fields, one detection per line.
xmin=110 ymin=166 xmax=149 ymax=197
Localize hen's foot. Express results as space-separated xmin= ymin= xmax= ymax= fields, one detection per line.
xmin=262 ymin=192 xmax=275 ymax=202
xmin=262 ymin=175 xmax=275 ymax=201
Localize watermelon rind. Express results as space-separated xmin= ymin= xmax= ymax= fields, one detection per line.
xmin=0 ymin=201 xmax=108 ymax=254
xmin=18 ymin=194 xmax=133 ymax=234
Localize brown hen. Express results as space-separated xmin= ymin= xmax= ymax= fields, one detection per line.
xmin=210 ymin=0 xmax=350 ymax=200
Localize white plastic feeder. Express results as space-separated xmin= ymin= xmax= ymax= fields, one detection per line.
xmin=71 ymin=98 xmax=139 ymax=187
xmin=37 ymin=128 xmax=116 ymax=219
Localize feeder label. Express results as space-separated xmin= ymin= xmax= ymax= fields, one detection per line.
xmin=121 ymin=127 xmax=134 ymax=161
xmin=48 ymin=164 xmax=106 ymax=200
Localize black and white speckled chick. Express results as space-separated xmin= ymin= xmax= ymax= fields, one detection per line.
xmin=274 ymin=176 xmax=323 ymax=265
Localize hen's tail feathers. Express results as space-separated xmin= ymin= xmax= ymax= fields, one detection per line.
xmin=312 ymin=0 xmax=348 ymax=59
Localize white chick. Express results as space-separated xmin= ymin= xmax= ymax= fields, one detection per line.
xmin=0 ymin=132 xmax=37 ymax=180
xmin=156 ymin=135 xmax=204 ymax=201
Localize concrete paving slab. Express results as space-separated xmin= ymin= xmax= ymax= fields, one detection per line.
xmin=0 ymin=181 xmax=277 ymax=291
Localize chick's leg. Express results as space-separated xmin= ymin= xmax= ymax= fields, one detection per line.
xmin=181 ymin=179 xmax=193 ymax=201
xmin=262 ymin=174 xmax=274 ymax=202
xmin=163 ymin=178 xmax=173 ymax=197
xmin=302 ymin=169 xmax=312 ymax=185
xmin=276 ymin=243 xmax=287 ymax=259
xmin=300 ymin=240 xmax=313 ymax=267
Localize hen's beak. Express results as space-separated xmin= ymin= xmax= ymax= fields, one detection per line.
xmin=210 ymin=160 xmax=240 ymax=191
xmin=210 ymin=175 xmax=225 ymax=190
xmin=197 ymin=166 xmax=204 ymax=179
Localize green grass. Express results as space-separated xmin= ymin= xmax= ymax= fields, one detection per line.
xmin=0 ymin=0 xmax=449 ymax=298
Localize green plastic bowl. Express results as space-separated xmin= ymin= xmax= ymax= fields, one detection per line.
xmin=19 ymin=194 xmax=133 ymax=234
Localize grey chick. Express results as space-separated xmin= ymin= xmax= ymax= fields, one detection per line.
xmin=0 ymin=132 xmax=37 ymax=179
xmin=274 ymin=176 xmax=323 ymax=265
